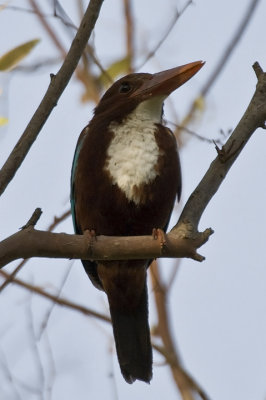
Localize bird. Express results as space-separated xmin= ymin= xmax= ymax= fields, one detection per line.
xmin=70 ymin=60 xmax=204 ymax=384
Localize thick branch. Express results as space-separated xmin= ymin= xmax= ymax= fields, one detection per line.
xmin=0 ymin=226 xmax=211 ymax=268
xmin=0 ymin=0 xmax=104 ymax=196
xmin=174 ymin=62 xmax=266 ymax=231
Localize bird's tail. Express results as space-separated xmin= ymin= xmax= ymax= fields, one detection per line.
xmin=109 ymin=283 xmax=152 ymax=384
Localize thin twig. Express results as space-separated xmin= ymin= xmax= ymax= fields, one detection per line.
xmin=15 ymin=58 xmax=61 ymax=73
xmin=21 ymin=208 xmax=42 ymax=229
xmin=165 ymin=258 xmax=181 ymax=292
xmin=0 ymin=0 xmax=105 ymax=196
xmin=1 ymin=4 xmax=78 ymax=30
xmin=0 ymin=208 xmax=70 ymax=293
xmin=0 ymin=207 xmax=42 ymax=292
xmin=123 ymin=0 xmax=134 ymax=72
xmin=150 ymin=261 xmax=210 ymax=400
xmin=52 ymin=0 xmax=79 ymax=31
xmin=175 ymin=61 xmax=266 ymax=231
xmin=0 ymin=259 xmax=25 ymax=292
xmin=182 ymin=0 xmax=260 ymax=129
xmin=137 ymin=0 xmax=193 ymax=70
xmin=47 ymin=209 xmax=70 ymax=232
xmin=201 ymin=0 xmax=260 ymax=97
xmin=253 ymin=61 xmax=263 ymax=79
xmin=36 ymin=262 xmax=73 ymax=340
xmin=43 ymin=332 xmax=56 ymax=400
xmin=29 ymin=0 xmax=66 ymax=58
xmin=0 ymin=269 xmax=110 ymax=323
xmin=0 ymin=347 xmax=22 ymax=400
xmin=167 ymin=120 xmax=230 ymax=145
xmin=26 ymin=293 xmax=45 ymax=397
xmin=86 ymin=44 xmax=112 ymax=84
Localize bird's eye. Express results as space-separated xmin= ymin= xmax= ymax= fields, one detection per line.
xmin=119 ymin=82 xmax=132 ymax=93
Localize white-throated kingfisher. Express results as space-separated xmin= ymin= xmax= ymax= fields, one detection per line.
xmin=71 ymin=61 xmax=204 ymax=384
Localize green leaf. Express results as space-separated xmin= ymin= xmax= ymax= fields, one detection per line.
xmin=0 ymin=39 xmax=40 ymax=71
xmin=99 ymin=56 xmax=130 ymax=87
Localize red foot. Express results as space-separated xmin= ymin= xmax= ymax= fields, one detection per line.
xmin=84 ymin=229 xmax=97 ymax=245
xmin=152 ymin=228 xmax=167 ymax=249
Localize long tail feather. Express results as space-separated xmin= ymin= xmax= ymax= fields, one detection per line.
xmin=109 ymin=283 xmax=152 ymax=383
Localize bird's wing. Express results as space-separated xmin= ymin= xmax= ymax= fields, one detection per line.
xmin=70 ymin=126 xmax=104 ymax=290
xmin=70 ymin=126 xmax=88 ymax=234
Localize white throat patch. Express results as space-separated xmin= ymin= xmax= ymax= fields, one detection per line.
xmin=105 ymin=96 xmax=165 ymax=204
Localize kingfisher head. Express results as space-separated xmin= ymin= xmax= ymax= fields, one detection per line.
xmin=93 ymin=61 xmax=204 ymax=125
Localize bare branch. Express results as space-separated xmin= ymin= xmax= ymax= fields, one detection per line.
xmin=26 ymin=294 xmax=45 ymax=394
xmin=42 ymin=333 xmax=56 ymax=400
xmin=0 ymin=0 xmax=104 ymax=196
xmin=181 ymin=0 xmax=260 ymax=131
xmin=21 ymin=207 xmax=42 ymax=229
xmin=0 ymin=269 xmax=110 ymax=323
xmin=175 ymin=61 xmax=266 ymax=231
xmin=0 ymin=260 xmax=25 ymax=292
xmin=201 ymin=0 xmax=260 ymax=97
xmin=47 ymin=209 xmax=71 ymax=231
xmin=123 ymin=0 xmax=134 ymax=72
xmin=0 ymin=226 xmax=211 ymax=268
xmin=150 ymin=261 xmax=210 ymax=400
xmin=167 ymin=120 xmax=231 ymax=145
xmin=29 ymin=0 xmax=67 ymax=57
xmin=253 ymin=61 xmax=263 ymax=79
xmin=0 ymin=208 xmax=70 ymax=292
xmin=137 ymin=0 xmax=193 ymax=70
xmin=0 ymin=347 xmax=22 ymax=400
xmin=1 ymin=4 xmax=78 ymax=31
xmin=36 ymin=262 xmax=73 ymax=340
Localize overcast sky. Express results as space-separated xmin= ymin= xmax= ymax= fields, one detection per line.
xmin=1 ymin=1 xmax=266 ymax=399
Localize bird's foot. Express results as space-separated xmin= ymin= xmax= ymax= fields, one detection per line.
xmin=84 ymin=230 xmax=97 ymax=252
xmin=152 ymin=228 xmax=167 ymax=251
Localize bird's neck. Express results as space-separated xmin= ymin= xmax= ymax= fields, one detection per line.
xmin=127 ymin=96 xmax=165 ymax=124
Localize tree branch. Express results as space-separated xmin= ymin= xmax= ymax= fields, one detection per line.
xmin=137 ymin=0 xmax=193 ymax=70
xmin=174 ymin=61 xmax=266 ymax=232
xmin=150 ymin=261 xmax=210 ymax=400
xmin=0 ymin=0 xmax=104 ymax=196
xmin=0 ymin=269 xmax=110 ymax=323
xmin=0 ymin=225 xmax=211 ymax=268
xmin=200 ymin=0 xmax=260 ymax=97
xmin=177 ymin=0 xmax=260 ymax=136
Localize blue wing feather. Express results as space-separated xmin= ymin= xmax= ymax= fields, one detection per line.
xmin=70 ymin=127 xmax=88 ymax=234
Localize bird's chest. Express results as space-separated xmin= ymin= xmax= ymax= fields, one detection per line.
xmin=104 ymin=118 xmax=162 ymax=205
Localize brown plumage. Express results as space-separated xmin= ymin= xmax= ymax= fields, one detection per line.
xmin=71 ymin=61 xmax=204 ymax=383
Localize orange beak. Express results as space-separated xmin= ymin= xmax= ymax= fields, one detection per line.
xmin=132 ymin=61 xmax=205 ymax=99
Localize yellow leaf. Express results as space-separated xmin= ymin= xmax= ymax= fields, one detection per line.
xmin=0 ymin=116 xmax=8 ymax=126
xmin=0 ymin=39 xmax=40 ymax=71
xmin=99 ymin=57 xmax=130 ymax=87
xmin=0 ymin=1 xmax=9 ymax=12
xmin=193 ymin=95 xmax=205 ymax=112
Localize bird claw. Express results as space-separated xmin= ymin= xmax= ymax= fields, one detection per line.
xmin=152 ymin=228 xmax=167 ymax=250
xmin=84 ymin=229 xmax=97 ymax=247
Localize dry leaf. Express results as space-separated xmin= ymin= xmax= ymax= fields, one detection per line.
xmin=0 ymin=39 xmax=40 ymax=71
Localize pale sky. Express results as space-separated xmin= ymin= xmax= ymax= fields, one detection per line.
xmin=0 ymin=1 xmax=266 ymax=399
